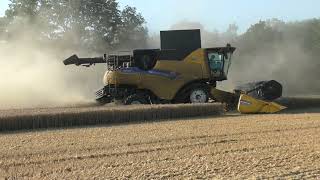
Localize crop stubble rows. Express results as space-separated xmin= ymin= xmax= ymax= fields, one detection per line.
xmin=0 ymin=104 xmax=223 ymax=131
xmin=0 ymin=113 xmax=319 ymax=179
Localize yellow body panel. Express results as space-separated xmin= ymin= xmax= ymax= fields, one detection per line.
xmin=154 ymin=49 xmax=210 ymax=78
xmin=211 ymin=88 xmax=238 ymax=104
xmin=238 ymin=94 xmax=287 ymax=114
xmin=138 ymin=74 xmax=186 ymax=99
xmin=103 ymin=71 xmax=141 ymax=85
xmin=104 ymin=48 xmax=211 ymax=100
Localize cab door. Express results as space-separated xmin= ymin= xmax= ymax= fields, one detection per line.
xmin=207 ymin=52 xmax=225 ymax=80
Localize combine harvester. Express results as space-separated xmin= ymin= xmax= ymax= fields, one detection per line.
xmin=64 ymin=29 xmax=286 ymax=114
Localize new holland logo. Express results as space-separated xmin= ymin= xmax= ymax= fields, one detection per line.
xmin=240 ymin=100 xmax=252 ymax=106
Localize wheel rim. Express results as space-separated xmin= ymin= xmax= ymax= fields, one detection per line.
xmin=190 ymin=89 xmax=207 ymax=103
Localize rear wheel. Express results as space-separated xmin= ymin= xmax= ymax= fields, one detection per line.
xmin=124 ymin=94 xmax=150 ymax=105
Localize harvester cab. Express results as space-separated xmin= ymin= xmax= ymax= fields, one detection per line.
xmin=206 ymin=45 xmax=234 ymax=81
xmin=63 ymin=29 xmax=286 ymax=114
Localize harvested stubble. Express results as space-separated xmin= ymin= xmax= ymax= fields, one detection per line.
xmin=0 ymin=103 xmax=224 ymax=132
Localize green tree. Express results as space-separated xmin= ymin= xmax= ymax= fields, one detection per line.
xmin=5 ymin=0 xmax=39 ymax=21
xmin=117 ymin=6 xmax=148 ymax=49
xmin=234 ymin=20 xmax=284 ymax=62
xmin=0 ymin=17 xmax=8 ymax=40
xmin=3 ymin=0 xmax=147 ymax=52
xmin=224 ymin=23 xmax=238 ymax=43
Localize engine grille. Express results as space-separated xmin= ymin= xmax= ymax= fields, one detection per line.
xmin=95 ymin=88 xmax=105 ymax=99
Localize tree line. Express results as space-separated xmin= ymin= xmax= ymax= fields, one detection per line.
xmin=232 ymin=19 xmax=320 ymax=94
xmin=0 ymin=0 xmax=148 ymax=53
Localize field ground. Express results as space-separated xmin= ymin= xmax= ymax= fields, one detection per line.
xmin=0 ymin=111 xmax=319 ymax=179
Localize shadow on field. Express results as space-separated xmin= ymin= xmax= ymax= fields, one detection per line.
xmin=276 ymin=97 xmax=320 ymax=114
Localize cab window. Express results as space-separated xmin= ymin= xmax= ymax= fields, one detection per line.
xmin=208 ymin=52 xmax=223 ymax=72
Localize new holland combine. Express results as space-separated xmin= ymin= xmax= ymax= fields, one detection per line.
xmin=64 ymin=29 xmax=286 ymax=114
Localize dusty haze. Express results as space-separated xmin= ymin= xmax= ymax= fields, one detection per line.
xmin=0 ymin=42 xmax=95 ymax=109
xmin=0 ymin=26 xmax=106 ymax=109
xmin=1 ymin=19 xmax=319 ymax=109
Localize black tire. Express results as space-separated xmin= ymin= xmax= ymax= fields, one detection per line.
xmin=95 ymin=96 xmax=112 ymax=105
xmin=174 ymin=83 xmax=210 ymax=104
xmin=124 ymin=94 xmax=150 ymax=105
xmin=188 ymin=86 xmax=210 ymax=104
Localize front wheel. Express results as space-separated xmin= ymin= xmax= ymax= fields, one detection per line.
xmin=189 ymin=88 xmax=209 ymax=103
xmin=95 ymin=96 xmax=112 ymax=105
xmin=124 ymin=94 xmax=150 ymax=105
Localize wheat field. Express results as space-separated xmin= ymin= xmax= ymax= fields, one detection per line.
xmin=0 ymin=104 xmax=224 ymax=131
xmin=0 ymin=111 xmax=319 ymax=179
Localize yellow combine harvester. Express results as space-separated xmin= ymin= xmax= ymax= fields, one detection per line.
xmin=64 ymin=29 xmax=286 ymax=114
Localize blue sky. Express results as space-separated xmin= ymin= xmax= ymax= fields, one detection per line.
xmin=1 ymin=0 xmax=320 ymax=33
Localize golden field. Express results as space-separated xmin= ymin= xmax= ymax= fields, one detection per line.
xmin=0 ymin=112 xmax=319 ymax=179
xmin=0 ymin=104 xmax=224 ymax=131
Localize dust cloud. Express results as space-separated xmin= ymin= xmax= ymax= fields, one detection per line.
xmin=0 ymin=24 xmax=105 ymax=109
xmin=0 ymin=43 xmax=96 ymax=109
xmin=227 ymin=43 xmax=320 ymax=96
